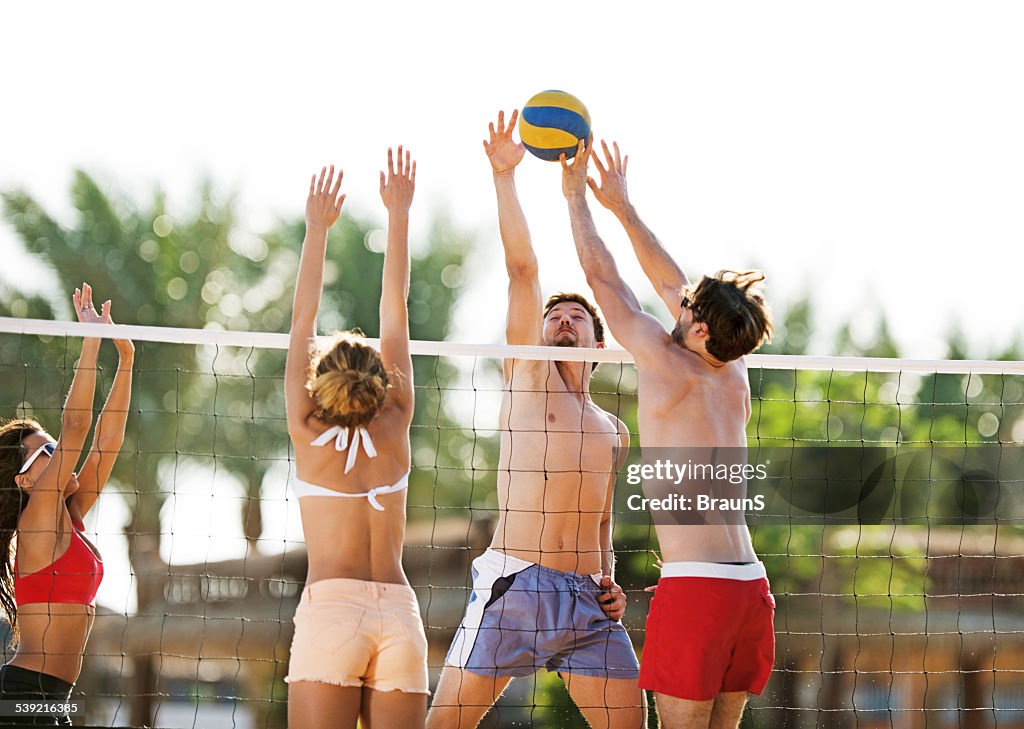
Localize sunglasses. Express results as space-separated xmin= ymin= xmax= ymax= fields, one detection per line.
xmin=18 ymin=442 xmax=56 ymax=475
xmin=680 ymin=295 xmax=704 ymax=322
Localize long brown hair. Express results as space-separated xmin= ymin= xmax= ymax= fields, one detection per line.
xmin=0 ymin=418 xmax=42 ymax=644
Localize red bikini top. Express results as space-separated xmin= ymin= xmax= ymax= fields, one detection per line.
xmin=15 ymin=517 xmax=104 ymax=607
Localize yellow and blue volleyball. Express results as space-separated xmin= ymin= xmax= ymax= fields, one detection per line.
xmin=519 ymin=90 xmax=591 ymax=162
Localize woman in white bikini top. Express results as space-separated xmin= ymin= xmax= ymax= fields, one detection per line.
xmin=284 ymin=150 xmax=425 ymax=728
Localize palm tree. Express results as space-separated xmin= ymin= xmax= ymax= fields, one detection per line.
xmin=1 ymin=170 xmax=481 ymax=726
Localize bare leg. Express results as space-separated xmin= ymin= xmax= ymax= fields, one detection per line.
xmin=360 ymin=687 xmax=428 ymax=729
xmin=708 ymin=691 xmax=747 ymax=729
xmin=288 ymin=681 xmax=361 ymax=729
xmin=426 ymin=666 xmax=511 ymax=729
xmin=562 ymin=673 xmax=646 ymax=729
xmin=654 ymin=692 xmax=714 ymax=729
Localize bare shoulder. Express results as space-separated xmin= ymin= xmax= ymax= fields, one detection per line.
xmin=608 ymin=412 xmax=630 ymax=444
xmin=638 ymin=335 xmax=701 ymax=384
xmin=381 ymin=369 xmax=415 ymax=423
xmin=628 ymin=325 xmax=674 ymax=365
xmin=596 ymin=409 xmax=631 ymax=471
xmin=375 ymin=397 xmax=414 ymax=435
xmin=727 ymin=356 xmax=752 ymax=389
xmin=591 ymin=401 xmax=629 ymax=444
xmin=288 ymin=412 xmax=327 ymax=446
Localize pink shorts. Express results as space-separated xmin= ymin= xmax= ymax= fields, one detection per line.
xmin=286 ymin=578 xmax=429 ymax=694
xmin=639 ymin=562 xmax=775 ymax=701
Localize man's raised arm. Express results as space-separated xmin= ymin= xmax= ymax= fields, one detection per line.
xmin=561 ymin=140 xmax=667 ymax=359
xmin=588 ymin=140 xmax=689 ymax=320
xmin=485 ymin=110 xmax=543 ymax=378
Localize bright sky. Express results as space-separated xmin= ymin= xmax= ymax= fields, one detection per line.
xmin=2 ymin=1 xmax=1023 ymax=359
xmin=3 ymin=2 xmax=1024 ymax=605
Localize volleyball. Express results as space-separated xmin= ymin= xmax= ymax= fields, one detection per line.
xmin=518 ymin=90 xmax=591 ymax=162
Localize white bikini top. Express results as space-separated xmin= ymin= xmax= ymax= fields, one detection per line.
xmin=291 ymin=472 xmax=410 ymax=511
xmin=292 ymin=425 xmax=410 ymax=511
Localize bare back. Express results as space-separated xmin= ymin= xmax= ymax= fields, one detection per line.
xmin=637 ymin=340 xmax=758 ymax=563
xmin=291 ymin=404 xmax=411 ymax=586
xmin=492 ymin=359 xmax=620 ymax=574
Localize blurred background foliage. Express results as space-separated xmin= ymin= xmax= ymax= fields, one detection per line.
xmin=1 ymin=171 xmax=1023 ymax=728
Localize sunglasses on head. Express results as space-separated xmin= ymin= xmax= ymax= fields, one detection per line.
xmin=18 ymin=442 xmax=56 ymax=475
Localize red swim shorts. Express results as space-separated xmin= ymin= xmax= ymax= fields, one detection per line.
xmin=639 ymin=561 xmax=775 ymax=701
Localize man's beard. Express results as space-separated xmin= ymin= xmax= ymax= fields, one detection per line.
xmin=552 ymin=330 xmax=577 ymax=347
xmin=670 ymin=321 xmax=688 ymax=349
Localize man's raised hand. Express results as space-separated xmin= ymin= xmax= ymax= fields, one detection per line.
xmin=560 ymin=136 xmax=593 ymax=200
xmin=588 ymin=140 xmax=631 ymax=215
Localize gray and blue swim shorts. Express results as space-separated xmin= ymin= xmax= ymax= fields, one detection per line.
xmin=445 ymin=549 xmax=640 ymax=679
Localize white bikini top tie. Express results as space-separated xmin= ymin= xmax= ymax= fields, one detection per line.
xmin=293 ymin=424 xmax=408 ymax=511
xmin=310 ymin=424 xmax=378 ymax=474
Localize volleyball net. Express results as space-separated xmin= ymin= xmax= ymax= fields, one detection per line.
xmin=1 ymin=317 xmax=1022 ymax=729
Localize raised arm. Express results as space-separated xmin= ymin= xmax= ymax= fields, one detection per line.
xmin=378 ymin=146 xmax=415 ymax=420
xmin=589 ymin=140 xmax=689 ymax=320
xmin=561 ymin=141 xmax=668 ymax=360
xmin=485 ymin=110 xmax=543 ymax=367
xmin=22 ymin=284 xmax=102 ymax=522
xmin=72 ymin=308 xmax=134 ymax=520
xmin=285 ymin=167 xmax=345 ymax=435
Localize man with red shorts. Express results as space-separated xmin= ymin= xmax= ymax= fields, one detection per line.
xmin=560 ymin=138 xmax=775 ymax=728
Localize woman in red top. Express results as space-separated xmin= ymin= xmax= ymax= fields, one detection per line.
xmin=0 ymin=283 xmax=133 ymax=726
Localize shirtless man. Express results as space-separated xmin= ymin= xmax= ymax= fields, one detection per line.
xmin=560 ymin=138 xmax=775 ymax=729
xmin=427 ymin=113 xmax=645 ymax=729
